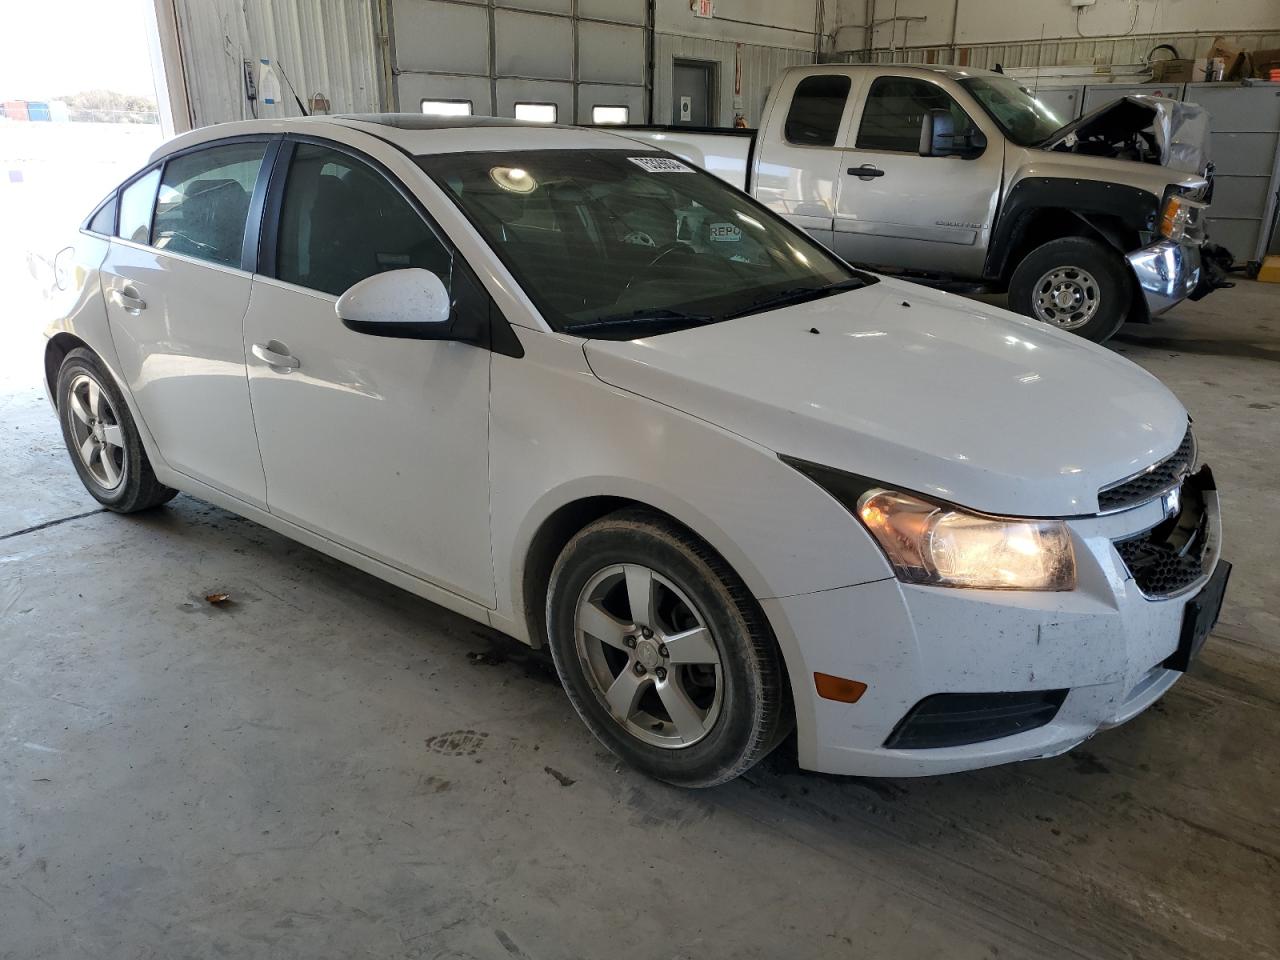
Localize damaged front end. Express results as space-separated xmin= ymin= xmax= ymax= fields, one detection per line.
xmin=1046 ymin=95 xmax=1211 ymax=175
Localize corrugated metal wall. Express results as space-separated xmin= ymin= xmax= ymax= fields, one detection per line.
xmin=173 ymin=0 xmax=381 ymax=128
xmin=653 ymin=35 xmax=812 ymax=126
xmin=829 ymin=28 xmax=1280 ymax=72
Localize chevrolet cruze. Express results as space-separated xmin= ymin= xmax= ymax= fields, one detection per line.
xmin=41 ymin=115 xmax=1229 ymax=786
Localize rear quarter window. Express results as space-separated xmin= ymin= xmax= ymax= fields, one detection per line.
xmin=784 ymin=75 xmax=852 ymax=147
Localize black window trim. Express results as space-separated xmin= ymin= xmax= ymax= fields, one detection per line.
xmin=854 ymin=74 xmax=979 ymax=156
xmin=258 ymin=132 xmax=523 ymax=358
xmin=783 ymin=72 xmax=854 ymax=149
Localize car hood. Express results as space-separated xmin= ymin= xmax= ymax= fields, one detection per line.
xmin=583 ymin=278 xmax=1188 ymax=517
xmin=1045 ymin=95 xmax=1210 ymax=175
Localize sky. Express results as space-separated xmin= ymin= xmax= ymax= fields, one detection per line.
xmin=0 ymin=0 xmax=158 ymax=100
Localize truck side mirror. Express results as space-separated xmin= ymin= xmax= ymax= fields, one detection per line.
xmin=919 ymin=109 xmax=986 ymax=159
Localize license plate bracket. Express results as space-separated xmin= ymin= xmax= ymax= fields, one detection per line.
xmin=1164 ymin=560 xmax=1231 ymax=672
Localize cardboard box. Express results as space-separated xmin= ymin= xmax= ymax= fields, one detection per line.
xmin=1152 ymin=58 xmax=1223 ymax=83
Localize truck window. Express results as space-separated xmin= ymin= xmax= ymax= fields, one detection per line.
xmin=784 ymin=75 xmax=851 ymax=148
xmin=856 ymin=77 xmax=971 ymax=153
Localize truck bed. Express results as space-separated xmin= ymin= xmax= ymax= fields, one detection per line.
xmin=609 ymin=125 xmax=756 ymax=192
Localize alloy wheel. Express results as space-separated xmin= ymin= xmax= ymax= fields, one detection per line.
xmin=573 ymin=563 xmax=724 ymax=748
xmin=1031 ymin=265 xmax=1101 ymax=330
xmin=65 ymin=373 xmax=126 ymax=491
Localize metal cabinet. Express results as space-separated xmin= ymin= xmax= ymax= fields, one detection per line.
xmin=1080 ymin=82 xmax=1185 ymax=114
xmin=1034 ymin=85 xmax=1083 ymax=123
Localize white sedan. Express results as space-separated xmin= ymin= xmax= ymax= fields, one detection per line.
xmin=41 ymin=115 xmax=1229 ymax=786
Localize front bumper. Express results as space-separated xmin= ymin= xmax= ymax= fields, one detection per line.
xmin=1126 ymin=239 xmax=1202 ymax=317
xmin=764 ymin=480 xmax=1223 ymax=778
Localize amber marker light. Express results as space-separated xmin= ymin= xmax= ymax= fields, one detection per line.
xmin=814 ymin=673 xmax=868 ymax=703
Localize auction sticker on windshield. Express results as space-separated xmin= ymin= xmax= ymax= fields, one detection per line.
xmin=628 ymin=156 xmax=694 ymax=173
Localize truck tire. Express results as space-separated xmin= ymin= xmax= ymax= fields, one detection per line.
xmin=1009 ymin=237 xmax=1132 ymax=343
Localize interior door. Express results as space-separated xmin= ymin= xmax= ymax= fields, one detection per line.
xmin=242 ymin=141 xmax=494 ymax=606
xmin=672 ymin=61 xmax=712 ymax=126
xmin=834 ymin=75 xmax=1003 ymax=275
xmin=102 ymin=139 xmax=273 ymax=506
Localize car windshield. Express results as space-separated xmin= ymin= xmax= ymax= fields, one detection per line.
xmin=417 ymin=149 xmax=869 ymax=336
xmin=960 ymin=76 xmax=1065 ymax=146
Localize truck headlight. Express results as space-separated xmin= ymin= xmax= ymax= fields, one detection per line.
xmin=1159 ymin=193 xmax=1207 ymax=245
xmin=855 ymin=489 xmax=1076 ymax=590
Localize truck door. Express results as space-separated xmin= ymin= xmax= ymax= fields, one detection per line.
xmin=834 ymin=75 xmax=1001 ymax=276
xmin=752 ymin=70 xmax=857 ymax=248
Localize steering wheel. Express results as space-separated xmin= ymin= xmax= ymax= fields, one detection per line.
xmin=621 ymin=240 xmax=698 ymax=292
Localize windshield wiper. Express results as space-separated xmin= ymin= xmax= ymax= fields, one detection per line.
xmin=570 ymin=308 xmax=719 ymax=337
xmin=723 ymin=276 xmax=871 ymax=320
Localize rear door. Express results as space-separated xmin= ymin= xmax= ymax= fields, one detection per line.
xmin=102 ymin=138 xmax=274 ymax=507
xmin=753 ymin=70 xmax=858 ymax=249
xmin=241 ymin=138 xmax=494 ymax=606
xmin=834 ymin=75 xmax=1002 ymax=275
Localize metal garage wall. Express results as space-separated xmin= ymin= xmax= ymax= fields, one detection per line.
xmin=391 ymin=0 xmax=647 ymax=124
xmin=171 ymin=0 xmax=381 ymax=128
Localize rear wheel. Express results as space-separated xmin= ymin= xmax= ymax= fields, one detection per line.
xmin=56 ymin=348 xmax=177 ymax=513
xmin=1008 ymin=237 xmax=1132 ymax=343
xmin=546 ymin=509 xmax=790 ymax=787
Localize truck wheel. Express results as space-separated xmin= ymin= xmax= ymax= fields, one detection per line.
xmin=546 ymin=508 xmax=790 ymax=788
xmin=1009 ymin=238 xmax=1132 ymax=343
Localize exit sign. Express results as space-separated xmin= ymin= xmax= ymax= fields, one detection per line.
xmin=693 ymin=0 xmax=713 ymax=18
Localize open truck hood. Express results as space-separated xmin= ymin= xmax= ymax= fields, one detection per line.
xmin=1046 ymin=95 xmax=1210 ymax=175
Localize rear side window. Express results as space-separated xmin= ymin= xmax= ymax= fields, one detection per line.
xmin=117 ymin=169 xmax=160 ymax=244
xmin=856 ymin=76 xmax=971 ymax=153
xmin=152 ymin=141 xmax=268 ymax=267
xmin=275 ymin=144 xmax=453 ymax=297
xmin=87 ymin=194 xmax=117 ymax=235
xmin=784 ymin=75 xmax=851 ymax=147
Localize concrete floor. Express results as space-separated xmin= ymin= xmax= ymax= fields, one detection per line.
xmin=2 ymin=283 xmax=1278 ymax=960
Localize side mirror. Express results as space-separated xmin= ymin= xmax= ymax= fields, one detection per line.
xmin=919 ymin=109 xmax=986 ymax=158
xmin=336 ymin=268 xmax=454 ymax=339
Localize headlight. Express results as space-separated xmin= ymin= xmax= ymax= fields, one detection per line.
xmin=780 ymin=456 xmax=1076 ymax=591
xmin=856 ymin=489 xmax=1076 ymax=591
xmin=1159 ymin=193 xmax=1207 ymax=245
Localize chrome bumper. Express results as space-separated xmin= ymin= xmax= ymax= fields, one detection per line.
xmin=1126 ymin=240 xmax=1202 ymax=317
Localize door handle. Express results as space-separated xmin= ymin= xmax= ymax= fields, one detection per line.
xmin=109 ymin=287 xmax=147 ymax=313
xmin=251 ymin=341 xmax=300 ymax=372
xmin=848 ymin=164 xmax=886 ymax=179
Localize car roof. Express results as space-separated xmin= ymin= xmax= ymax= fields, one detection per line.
xmin=149 ymin=114 xmax=654 ymax=164
xmin=788 ymin=62 xmax=999 ymax=82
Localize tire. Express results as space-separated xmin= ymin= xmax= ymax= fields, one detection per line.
xmin=546 ymin=508 xmax=790 ymax=788
xmin=1008 ymin=237 xmax=1132 ymax=343
xmin=56 ymin=348 xmax=177 ymax=513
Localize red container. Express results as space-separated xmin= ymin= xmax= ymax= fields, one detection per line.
xmin=3 ymin=100 xmax=29 ymax=121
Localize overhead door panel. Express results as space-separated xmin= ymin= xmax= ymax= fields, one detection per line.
xmin=579 ymin=0 xmax=645 ymax=24
xmin=576 ymin=84 xmax=645 ymax=124
xmin=393 ymin=0 xmax=489 ymax=76
xmin=495 ymin=0 xmax=572 ymax=11
xmin=397 ymin=74 xmax=492 ymax=116
xmin=578 ymin=22 xmax=645 ymax=85
xmin=495 ymin=10 xmax=572 ymax=80
xmin=496 ymin=79 xmax=573 ymax=121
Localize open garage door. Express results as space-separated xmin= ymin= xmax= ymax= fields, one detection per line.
xmin=392 ymin=0 xmax=649 ymax=124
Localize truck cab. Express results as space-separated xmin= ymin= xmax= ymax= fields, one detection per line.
xmin=627 ymin=64 xmax=1217 ymax=343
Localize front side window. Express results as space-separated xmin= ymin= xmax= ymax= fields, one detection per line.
xmin=152 ymin=141 xmax=267 ymax=266
xmin=117 ymin=168 xmax=160 ymax=244
xmin=419 ymin=149 xmax=866 ymax=336
xmin=856 ymin=77 xmax=973 ymax=153
xmin=276 ymin=144 xmax=452 ymax=297
xmin=785 ymin=74 xmax=851 ymax=147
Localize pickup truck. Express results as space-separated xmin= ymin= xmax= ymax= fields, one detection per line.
xmin=626 ymin=64 xmax=1219 ymax=342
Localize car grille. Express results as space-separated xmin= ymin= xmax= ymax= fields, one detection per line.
xmin=1098 ymin=425 xmax=1195 ymax=513
xmin=1113 ymin=465 xmax=1213 ymax=598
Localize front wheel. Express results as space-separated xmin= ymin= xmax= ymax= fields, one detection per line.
xmin=546 ymin=509 xmax=790 ymax=788
xmin=1008 ymin=237 xmax=1132 ymax=343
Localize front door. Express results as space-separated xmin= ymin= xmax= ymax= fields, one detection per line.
xmin=833 ymin=75 xmax=1002 ymax=276
xmin=241 ymin=140 xmax=494 ymax=606
xmin=673 ymin=60 xmax=713 ymax=126
xmin=102 ymin=139 xmax=272 ymax=506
